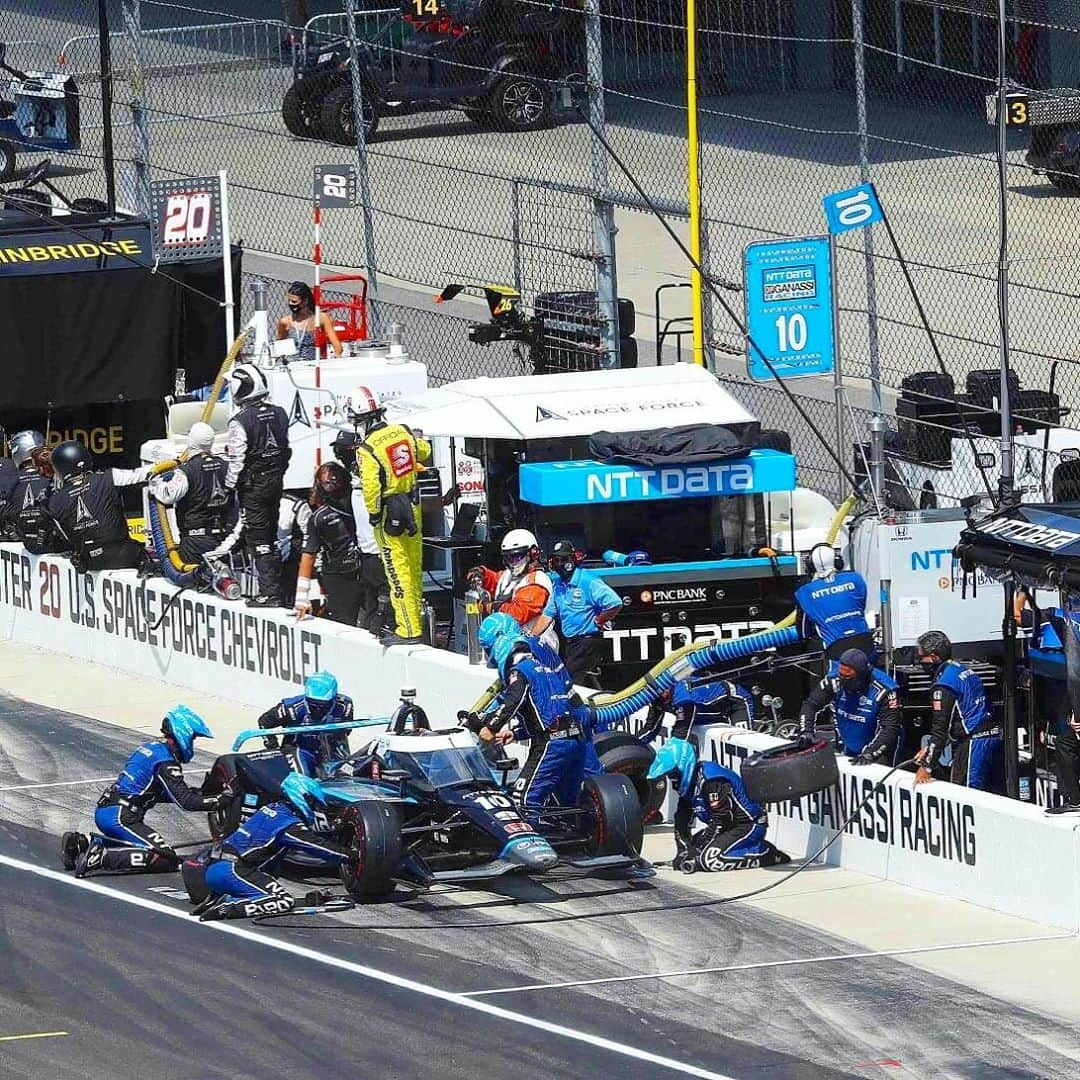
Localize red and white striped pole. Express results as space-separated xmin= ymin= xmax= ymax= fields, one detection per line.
xmin=313 ymin=201 xmax=323 ymax=466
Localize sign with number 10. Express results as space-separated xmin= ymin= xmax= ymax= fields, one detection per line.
xmin=743 ymin=235 xmax=836 ymax=382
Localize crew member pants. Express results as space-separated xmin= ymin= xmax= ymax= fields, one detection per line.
xmin=950 ymin=730 xmax=1005 ymax=794
xmin=92 ymin=801 xmax=179 ymax=872
xmin=513 ymin=733 xmax=587 ymax=811
xmin=85 ymin=539 xmax=144 ymax=571
xmin=374 ymin=504 xmax=422 ymax=640
xmin=563 ymin=634 xmax=604 ymax=690
xmin=238 ymin=473 xmax=284 ymax=600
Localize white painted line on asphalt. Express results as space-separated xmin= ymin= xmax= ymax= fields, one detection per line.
xmin=0 ymin=853 xmax=736 ymax=1080
xmin=0 ymin=777 xmax=112 ymax=792
xmin=0 ymin=1031 xmax=68 ymax=1043
xmin=462 ymin=932 xmax=1077 ymax=997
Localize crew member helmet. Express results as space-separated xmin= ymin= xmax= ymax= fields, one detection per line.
xmin=229 ymin=363 xmax=270 ymax=405
xmin=161 ymin=705 xmax=213 ymax=763
xmin=347 ymin=385 xmax=386 ymax=432
xmin=50 ymin=440 xmax=94 ymax=483
xmin=646 ymin=736 xmax=699 ymax=797
xmin=501 ymin=528 xmax=538 ymax=573
xmin=187 ymin=422 xmax=216 ymax=454
xmin=304 ymin=670 xmax=339 ymax=722
xmin=279 ymin=772 xmax=327 ymax=825
xmin=8 ymin=429 xmax=44 ymax=469
xmin=806 ymin=543 xmax=843 ymax=578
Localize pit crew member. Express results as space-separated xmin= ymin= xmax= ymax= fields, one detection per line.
xmin=353 ymin=386 xmax=430 ymax=644
xmin=647 ymin=738 xmax=789 ymax=872
xmin=147 ymin=421 xmax=235 ymax=562
xmin=639 ymin=675 xmax=755 ymax=745
xmin=197 ymin=773 xmax=351 ymax=921
xmin=61 ymin=706 xmax=226 ymax=877
xmin=1 ymin=429 xmax=60 ymax=553
xmin=794 ymin=543 xmax=872 ymax=660
xmin=531 ymin=540 xmax=622 ymax=689
xmin=798 ymin=648 xmax=901 ymax=764
xmin=46 ymin=440 xmax=149 ymax=571
xmin=467 ymin=529 xmax=555 ymax=645
xmin=258 ymin=670 xmax=353 ymax=775
xmin=914 ymin=630 xmax=1004 ymax=793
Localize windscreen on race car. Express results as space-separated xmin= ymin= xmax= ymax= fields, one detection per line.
xmin=390 ymin=746 xmax=494 ymax=787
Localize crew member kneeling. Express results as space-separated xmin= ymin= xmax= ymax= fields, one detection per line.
xmin=61 ymin=706 xmax=227 ymax=877
xmin=914 ymin=630 xmax=1004 ymax=793
xmin=46 ymin=440 xmax=149 ymax=570
xmin=197 ymin=773 xmax=351 ymax=921
xmin=648 ymin=738 xmax=789 ymax=872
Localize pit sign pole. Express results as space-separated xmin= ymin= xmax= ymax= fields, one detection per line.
xmin=219 ymin=170 xmax=234 ymax=350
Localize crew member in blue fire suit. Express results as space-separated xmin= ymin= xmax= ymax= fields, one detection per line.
xmin=647 ymin=738 xmax=789 ymax=872
xmin=470 ymin=613 xmax=587 ymax=811
xmin=257 ymin=670 xmax=353 ymax=775
xmin=914 ymin=630 xmax=1004 ymax=793
xmin=794 ymin=544 xmax=873 ymax=660
xmin=197 ymin=773 xmax=351 ymax=921
xmin=798 ymin=648 xmax=902 ymax=764
xmin=639 ymin=675 xmax=755 ymax=745
xmin=61 ymin=706 xmax=227 ymax=877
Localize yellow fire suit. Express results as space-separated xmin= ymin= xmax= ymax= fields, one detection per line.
xmin=358 ymin=421 xmax=431 ymax=640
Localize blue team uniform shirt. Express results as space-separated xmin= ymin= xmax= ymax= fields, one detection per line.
xmin=542 ymin=567 xmax=622 ymax=640
xmin=794 ymin=570 xmax=870 ymax=647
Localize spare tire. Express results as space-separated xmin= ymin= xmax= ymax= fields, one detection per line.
xmin=580 ymin=773 xmax=644 ymax=857
xmin=741 ymin=739 xmax=839 ymax=804
xmin=594 ymin=735 xmax=665 ymax=822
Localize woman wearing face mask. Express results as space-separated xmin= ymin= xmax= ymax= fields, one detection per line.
xmin=276 ymin=281 xmax=342 ymax=361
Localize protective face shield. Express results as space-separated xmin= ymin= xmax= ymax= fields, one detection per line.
xmin=501 ymin=528 xmax=537 ymax=574
xmin=304 ymin=670 xmax=338 ymax=722
xmin=836 ymin=648 xmax=870 ymax=694
xmin=161 ymin=705 xmax=213 ymax=763
xmin=646 ymin=736 xmax=698 ymax=797
xmin=550 ymin=540 xmax=577 ymax=581
xmin=280 ymin=772 xmax=327 ymax=826
xmin=229 ymin=363 xmax=269 ymax=405
xmin=187 ymin=422 xmax=216 ymax=455
xmin=806 ymin=543 xmax=842 ymax=578
xmin=8 ymin=429 xmax=44 ymax=469
xmin=50 ymin=440 xmax=94 ymax=484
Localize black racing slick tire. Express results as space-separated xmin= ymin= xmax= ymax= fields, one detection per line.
xmin=339 ymin=801 xmax=401 ymax=900
xmin=282 ymin=82 xmax=321 ymax=139
xmin=594 ymin=735 xmax=665 ymax=823
xmin=580 ymin=773 xmax=644 ymax=858
xmin=204 ymin=756 xmax=244 ymax=841
xmin=320 ymin=83 xmax=378 ymax=145
xmin=741 ymin=739 xmax=839 ymax=805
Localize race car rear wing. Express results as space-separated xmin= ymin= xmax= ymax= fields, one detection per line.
xmin=231 ymin=717 xmax=390 ymax=752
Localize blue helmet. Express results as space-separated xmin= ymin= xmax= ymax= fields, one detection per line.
xmin=490 ymin=631 xmax=529 ymax=680
xmin=646 ymin=737 xmax=698 ymax=797
xmin=279 ymin=772 xmax=327 ymax=825
xmin=477 ymin=612 xmax=519 ymax=654
xmin=161 ymin=705 xmax=212 ymax=763
xmin=304 ymin=670 xmax=338 ymax=721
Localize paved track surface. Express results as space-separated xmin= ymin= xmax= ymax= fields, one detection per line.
xmin=3 ymin=693 xmax=1080 ymax=1079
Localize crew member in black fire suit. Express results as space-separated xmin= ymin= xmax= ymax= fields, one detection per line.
xmin=1 ymin=430 xmax=60 ymax=553
xmin=148 ymin=421 xmax=236 ymax=562
xmin=46 ymin=441 xmax=149 ymax=571
xmin=220 ymin=363 xmax=291 ymax=607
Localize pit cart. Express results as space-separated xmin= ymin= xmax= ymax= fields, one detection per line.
xmin=284 ymin=0 xmax=583 ymax=143
xmin=0 ymin=44 xmax=80 ymax=182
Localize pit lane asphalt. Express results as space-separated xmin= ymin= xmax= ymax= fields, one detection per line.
xmin=3 ymin=694 xmax=1080 ymax=1080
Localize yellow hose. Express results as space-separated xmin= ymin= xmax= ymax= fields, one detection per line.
xmin=468 ymin=493 xmax=857 ymax=713
xmin=201 ymin=330 xmax=250 ymax=425
xmin=149 ymin=494 xmax=199 ymax=576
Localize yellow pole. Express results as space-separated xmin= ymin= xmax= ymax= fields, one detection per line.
xmin=686 ymin=0 xmax=705 ymax=366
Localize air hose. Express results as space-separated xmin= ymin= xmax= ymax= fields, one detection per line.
xmin=201 ymin=329 xmax=249 ymax=425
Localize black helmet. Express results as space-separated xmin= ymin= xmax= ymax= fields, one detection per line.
xmin=51 ymin=440 xmax=93 ymax=481
xmin=332 ymin=428 xmax=361 ymax=473
xmin=916 ymin=630 xmax=952 ymax=662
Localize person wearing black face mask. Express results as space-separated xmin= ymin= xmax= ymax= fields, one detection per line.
xmin=798 ymin=648 xmax=901 ymax=764
xmin=276 ymin=281 xmax=342 ymax=361
xmin=531 ymin=541 xmax=622 ymax=690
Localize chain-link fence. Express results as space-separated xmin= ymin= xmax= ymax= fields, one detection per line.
xmin=4 ymin=0 xmax=1080 ymax=503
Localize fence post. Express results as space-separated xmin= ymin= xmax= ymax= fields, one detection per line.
xmin=699 ymin=218 xmax=715 ymax=369
xmin=584 ymin=0 xmax=619 ymax=369
xmin=344 ymin=0 xmax=380 ymax=335
xmin=510 ymin=179 xmax=523 ymax=297
xmin=122 ymin=0 xmax=151 ymax=217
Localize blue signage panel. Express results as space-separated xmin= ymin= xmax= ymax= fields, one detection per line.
xmin=518 ymin=450 xmax=797 ymax=508
xmin=822 ymin=183 xmax=884 ymax=235
xmin=743 ymin=236 xmax=835 ymax=382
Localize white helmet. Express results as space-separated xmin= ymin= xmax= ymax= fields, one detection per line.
xmin=806 ymin=543 xmax=842 ymax=578
xmin=229 ymin=363 xmax=269 ymax=405
xmin=187 ymin=421 xmax=216 ymax=454
xmin=501 ymin=528 xmax=538 ymax=573
xmin=347 ymin=385 xmax=387 ymax=435
xmin=8 ymin=429 xmax=44 ymax=469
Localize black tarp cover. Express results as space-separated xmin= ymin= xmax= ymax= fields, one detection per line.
xmin=4 ymin=247 xmax=240 ymax=410
xmin=587 ymin=422 xmax=757 ymax=467
xmin=956 ymin=503 xmax=1080 ymax=589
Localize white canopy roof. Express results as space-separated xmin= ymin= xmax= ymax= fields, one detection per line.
xmin=383 ymin=363 xmax=758 ymax=440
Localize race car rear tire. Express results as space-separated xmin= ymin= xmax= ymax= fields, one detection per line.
xmin=321 ymin=83 xmax=378 ymax=145
xmin=581 ymin=773 xmax=644 ymax=858
xmin=741 ymin=739 xmax=839 ymax=805
xmin=204 ymin=756 xmax=244 ymax=841
xmin=339 ymin=801 xmax=401 ymax=900
xmin=594 ymin=735 xmax=665 ymax=823
xmin=0 ymin=141 xmax=15 ymax=183
xmin=488 ymin=73 xmax=550 ymax=131
xmin=282 ymin=82 xmax=321 ymax=139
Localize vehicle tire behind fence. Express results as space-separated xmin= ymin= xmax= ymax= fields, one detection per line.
xmin=0 ymin=141 xmax=14 ymax=184
xmin=321 ymin=83 xmax=378 ymax=145
xmin=580 ymin=773 xmax=644 ymax=857
xmin=282 ymin=82 xmax=320 ymax=139
xmin=488 ymin=72 xmax=550 ymax=131
xmin=339 ymin=801 xmax=401 ymax=900
xmin=741 ymin=739 xmax=839 ymax=805
xmin=204 ymin=756 xmax=244 ymax=841
xmin=594 ymin=734 xmax=665 ymax=823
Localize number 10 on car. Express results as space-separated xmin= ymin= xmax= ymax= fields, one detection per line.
xmin=742 ymin=235 xmax=837 ymax=382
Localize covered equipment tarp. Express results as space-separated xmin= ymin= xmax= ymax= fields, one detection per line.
xmin=587 ymin=422 xmax=754 ymax=466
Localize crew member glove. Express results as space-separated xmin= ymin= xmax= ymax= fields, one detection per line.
xmin=458 ymin=710 xmax=483 ymax=733
xmin=794 ymin=731 xmax=817 ymax=750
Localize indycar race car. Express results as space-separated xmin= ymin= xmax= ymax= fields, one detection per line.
xmin=199 ymin=716 xmax=645 ymax=900
xmin=283 ymin=0 xmax=582 ymax=143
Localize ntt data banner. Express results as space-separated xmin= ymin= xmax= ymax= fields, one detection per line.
xmin=0 ymin=222 xmax=154 ymax=276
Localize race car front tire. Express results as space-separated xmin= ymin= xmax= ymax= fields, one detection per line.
xmin=594 ymin=734 xmax=665 ymax=823
xmin=581 ymin=773 xmax=644 ymax=858
xmin=205 ymin=756 xmax=245 ymax=841
xmin=339 ymin=801 xmax=401 ymax=899
xmin=321 ymin=83 xmax=379 ymax=145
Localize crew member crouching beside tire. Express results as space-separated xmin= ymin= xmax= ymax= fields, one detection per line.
xmin=647 ymin=739 xmax=789 ymax=873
